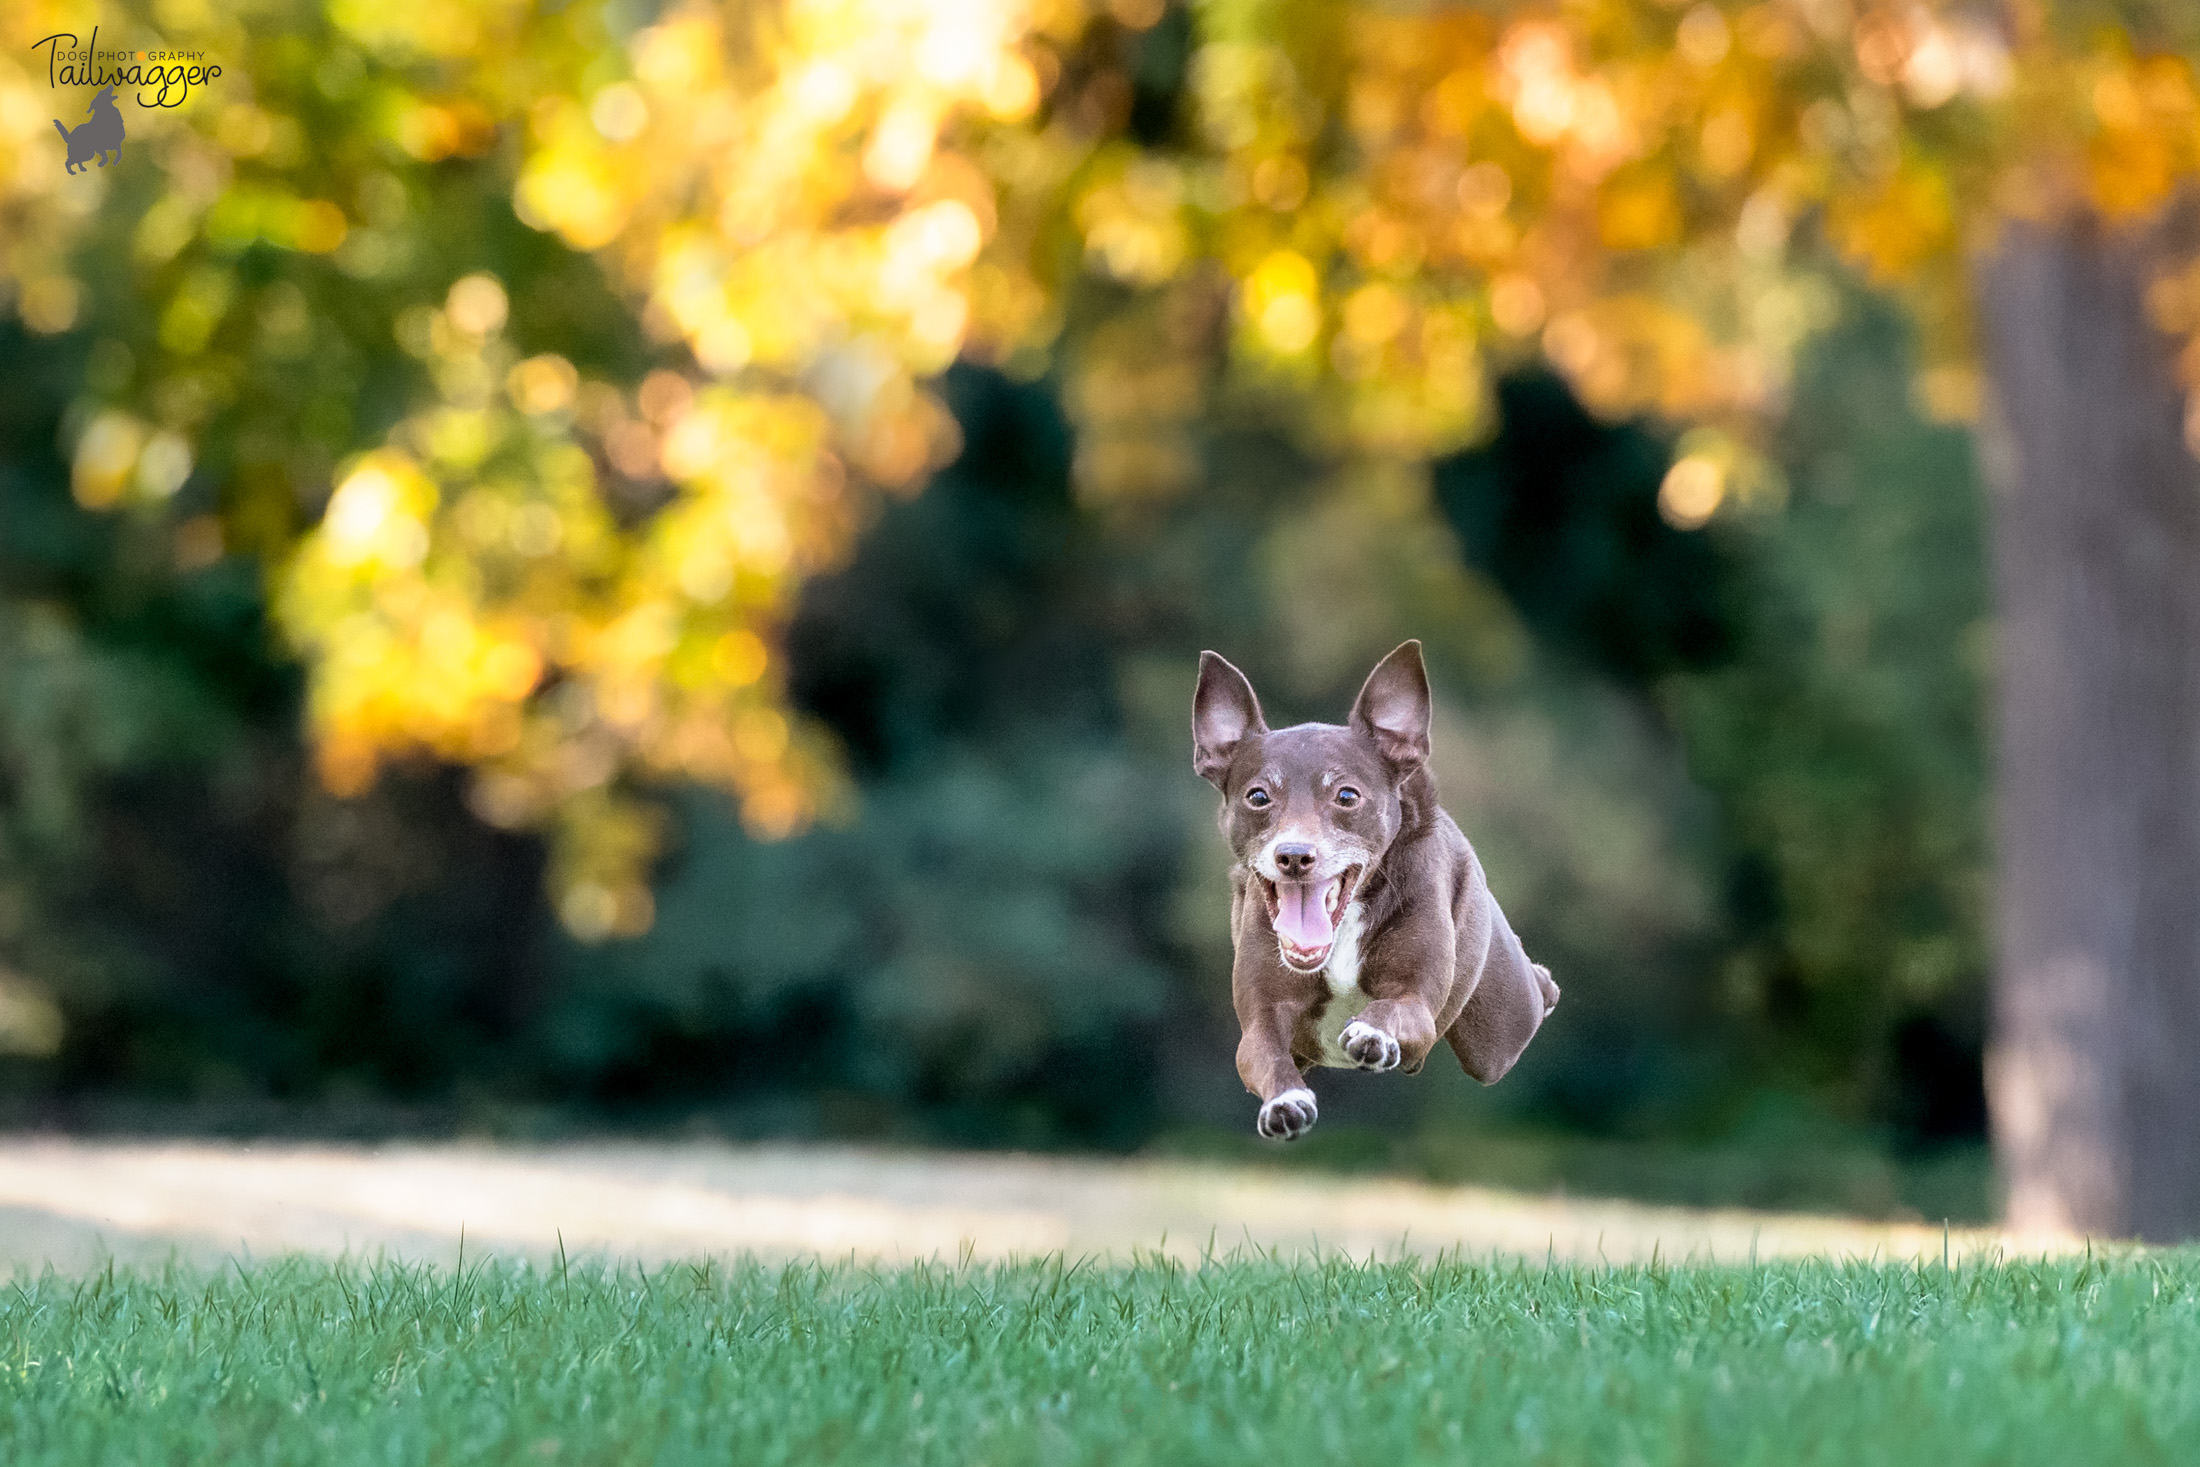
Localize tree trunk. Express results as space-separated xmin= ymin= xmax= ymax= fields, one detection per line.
xmin=1975 ymin=211 xmax=2200 ymax=1242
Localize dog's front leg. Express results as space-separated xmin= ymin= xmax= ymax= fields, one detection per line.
xmin=1235 ymin=997 xmax=1318 ymax=1140
xmin=1228 ymin=874 xmax=1320 ymax=1139
xmin=1342 ymin=915 xmax=1455 ymax=1075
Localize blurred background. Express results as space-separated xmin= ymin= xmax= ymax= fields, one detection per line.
xmin=25 ymin=0 xmax=2166 ymax=1229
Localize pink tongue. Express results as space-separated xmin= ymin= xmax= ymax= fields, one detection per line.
xmin=1275 ymin=879 xmax=1337 ymax=950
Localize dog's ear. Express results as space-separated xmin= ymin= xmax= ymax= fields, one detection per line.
xmin=1349 ymin=640 xmax=1432 ymax=773
xmin=1192 ymin=651 xmax=1266 ymax=788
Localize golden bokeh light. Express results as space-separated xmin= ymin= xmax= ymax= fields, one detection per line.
xmin=1658 ymin=455 xmax=1725 ymax=529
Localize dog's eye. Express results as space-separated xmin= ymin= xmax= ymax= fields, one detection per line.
xmin=1335 ymin=786 xmax=1361 ymax=807
xmin=1244 ymin=787 xmax=1271 ymax=809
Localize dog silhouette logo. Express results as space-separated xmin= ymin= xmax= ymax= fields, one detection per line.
xmin=55 ymin=83 xmax=124 ymax=173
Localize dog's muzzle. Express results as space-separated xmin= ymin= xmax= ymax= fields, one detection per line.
xmin=1255 ymin=864 xmax=1364 ymax=972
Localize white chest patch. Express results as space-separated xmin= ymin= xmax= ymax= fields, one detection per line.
xmin=1311 ymin=902 xmax=1368 ymax=1067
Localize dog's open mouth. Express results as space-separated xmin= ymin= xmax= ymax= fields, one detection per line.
xmin=1258 ymin=866 xmax=1363 ymax=972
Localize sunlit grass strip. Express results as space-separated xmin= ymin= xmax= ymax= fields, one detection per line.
xmin=3 ymin=1250 xmax=2196 ymax=1464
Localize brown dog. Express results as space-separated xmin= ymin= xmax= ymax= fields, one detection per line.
xmin=1193 ymin=641 xmax=1560 ymax=1140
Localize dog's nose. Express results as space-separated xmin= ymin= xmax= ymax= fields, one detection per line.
xmin=1274 ymin=843 xmax=1318 ymax=878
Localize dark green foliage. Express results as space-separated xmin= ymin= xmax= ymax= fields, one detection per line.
xmin=1437 ymin=370 xmax=1742 ymax=684
xmin=1668 ymin=291 xmax=1991 ymax=1138
xmin=787 ymin=366 xmax=1119 ymax=776
xmin=1424 ymin=288 xmax=1990 ymax=1151
xmin=0 ymin=312 xmax=550 ymax=1112
xmin=3 ymin=1252 xmax=2197 ymax=1464
xmin=549 ymin=366 xmax=1177 ymax=1146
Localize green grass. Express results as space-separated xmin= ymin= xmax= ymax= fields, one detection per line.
xmin=3 ymin=1250 xmax=2197 ymax=1464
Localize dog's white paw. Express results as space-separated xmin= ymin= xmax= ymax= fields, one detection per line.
xmin=1534 ymin=963 xmax=1560 ymax=1018
xmin=1340 ymin=1019 xmax=1400 ymax=1072
xmin=1257 ymin=1087 xmax=1318 ymax=1141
